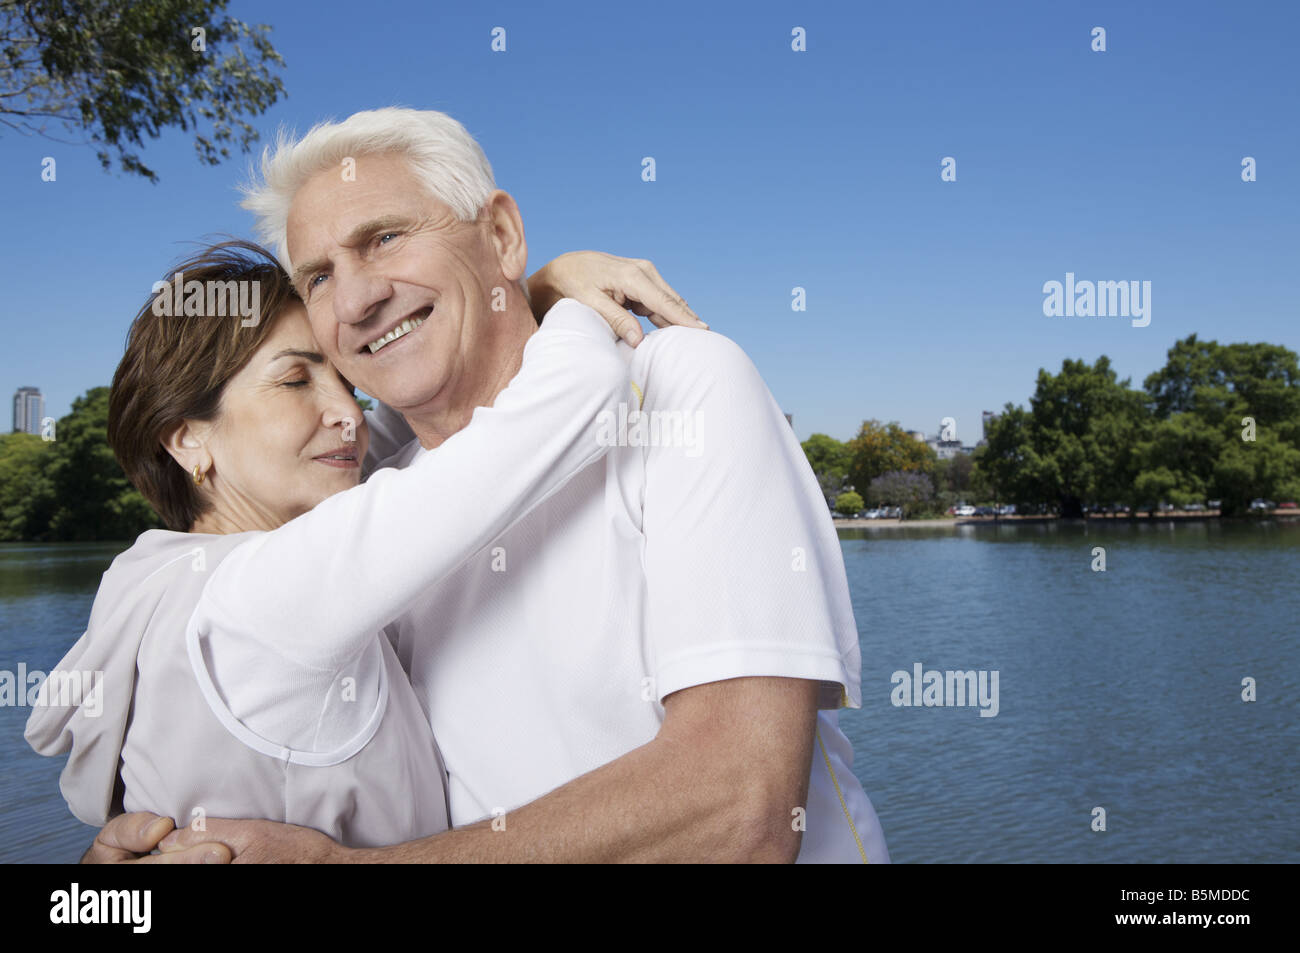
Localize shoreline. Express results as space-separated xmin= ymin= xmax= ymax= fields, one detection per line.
xmin=833 ymin=512 xmax=1300 ymax=529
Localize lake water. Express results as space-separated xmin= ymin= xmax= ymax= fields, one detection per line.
xmin=2 ymin=521 xmax=1297 ymax=863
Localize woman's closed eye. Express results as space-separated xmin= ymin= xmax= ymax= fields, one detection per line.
xmin=281 ymin=373 xmax=355 ymax=395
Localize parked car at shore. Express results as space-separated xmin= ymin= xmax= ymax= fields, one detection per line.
xmin=1249 ymin=499 xmax=1276 ymax=512
xmin=955 ymin=505 xmax=976 ymax=517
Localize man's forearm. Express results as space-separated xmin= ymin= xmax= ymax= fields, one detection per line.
xmin=348 ymin=677 xmax=816 ymax=863
xmin=349 ymin=737 xmax=784 ymax=863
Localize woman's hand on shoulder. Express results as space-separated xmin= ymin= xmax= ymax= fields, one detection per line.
xmin=528 ymin=251 xmax=708 ymax=346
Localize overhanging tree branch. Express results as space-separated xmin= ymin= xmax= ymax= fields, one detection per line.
xmin=0 ymin=0 xmax=285 ymax=181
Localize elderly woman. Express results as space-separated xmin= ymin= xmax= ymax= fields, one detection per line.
xmin=25 ymin=240 xmax=700 ymax=851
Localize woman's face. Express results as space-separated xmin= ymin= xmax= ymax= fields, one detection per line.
xmin=191 ymin=303 xmax=370 ymax=530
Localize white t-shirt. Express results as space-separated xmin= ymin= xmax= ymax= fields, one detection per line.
xmin=378 ymin=302 xmax=888 ymax=863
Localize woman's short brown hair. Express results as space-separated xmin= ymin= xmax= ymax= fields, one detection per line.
xmin=108 ymin=240 xmax=300 ymax=532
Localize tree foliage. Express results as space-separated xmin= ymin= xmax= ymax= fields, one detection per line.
xmin=833 ymin=490 xmax=863 ymax=516
xmin=1 ymin=0 xmax=285 ymax=181
xmin=975 ymin=337 xmax=1300 ymax=516
xmin=867 ymin=470 xmax=933 ymax=515
xmin=808 ymin=335 xmax=1300 ymax=520
xmin=0 ymin=431 xmax=55 ymax=539
xmin=845 ymin=419 xmax=935 ymax=493
xmin=800 ymin=432 xmax=853 ymax=505
xmin=0 ymin=387 xmax=162 ymax=541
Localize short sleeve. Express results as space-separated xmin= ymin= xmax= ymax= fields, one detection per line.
xmin=635 ymin=328 xmax=861 ymax=710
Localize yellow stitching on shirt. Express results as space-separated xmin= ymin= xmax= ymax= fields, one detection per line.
xmin=630 ymin=380 xmax=644 ymax=410
xmin=816 ymin=726 xmax=868 ymax=863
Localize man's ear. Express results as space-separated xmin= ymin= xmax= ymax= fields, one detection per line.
xmin=160 ymin=419 xmax=210 ymax=473
xmin=484 ymin=189 xmax=528 ymax=283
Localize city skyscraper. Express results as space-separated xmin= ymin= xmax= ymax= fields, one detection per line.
xmin=12 ymin=386 xmax=44 ymax=434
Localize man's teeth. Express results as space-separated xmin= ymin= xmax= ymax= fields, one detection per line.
xmin=368 ymin=316 xmax=426 ymax=354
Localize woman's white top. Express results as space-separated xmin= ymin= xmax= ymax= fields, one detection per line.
xmin=25 ymin=303 xmax=627 ymax=847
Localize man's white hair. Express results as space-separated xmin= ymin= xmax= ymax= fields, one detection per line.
xmin=241 ymin=107 xmax=497 ymax=273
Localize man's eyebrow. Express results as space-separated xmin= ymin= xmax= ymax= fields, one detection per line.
xmin=290 ymin=215 xmax=413 ymax=288
xmin=291 ymin=257 xmax=329 ymax=289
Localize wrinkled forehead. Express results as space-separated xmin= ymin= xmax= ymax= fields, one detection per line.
xmin=285 ymin=153 xmax=431 ymax=264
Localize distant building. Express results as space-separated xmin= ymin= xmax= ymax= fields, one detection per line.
xmin=926 ymin=435 xmax=967 ymax=460
xmin=924 ymin=420 xmax=968 ymax=460
xmin=12 ymin=387 xmax=44 ymax=435
xmin=981 ymin=410 xmax=998 ymax=440
xmin=906 ymin=430 xmax=926 ymax=443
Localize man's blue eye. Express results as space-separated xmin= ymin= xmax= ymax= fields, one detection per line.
xmin=379 ymin=233 xmax=397 ymax=244
xmin=309 ymin=274 xmax=327 ymax=289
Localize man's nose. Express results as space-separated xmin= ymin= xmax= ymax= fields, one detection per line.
xmin=332 ymin=260 xmax=393 ymax=327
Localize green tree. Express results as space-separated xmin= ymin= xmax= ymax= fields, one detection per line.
xmin=1 ymin=0 xmax=285 ymax=181
xmin=833 ymin=490 xmax=863 ymax=516
xmin=867 ymin=471 xmax=934 ymax=518
xmin=1130 ymin=413 xmax=1222 ymax=511
xmin=801 ymin=432 xmax=853 ymax=506
xmin=1144 ymin=336 xmax=1300 ymax=513
xmin=801 ymin=433 xmax=851 ymax=478
xmin=1145 ymin=336 xmax=1300 ymax=442
xmin=1212 ymin=434 xmax=1300 ymax=514
xmin=934 ymin=454 xmax=977 ymax=497
xmin=44 ymin=387 xmax=163 ymax=540
xmin=974 ymin=404 xmax=1045 ymax=510
xmin=0 ymin=432 xmax=56 ymax=540
xmin=1027 ymin=356 xmax=1147 ymax=516
xmin=846 ymin=419 xmax=935 ymax=493
xmin=968 ymin=336 xmax=1300 ymax=518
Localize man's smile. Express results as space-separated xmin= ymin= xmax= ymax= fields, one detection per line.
xmin=361 ymin=306 xmax=433 ymax=355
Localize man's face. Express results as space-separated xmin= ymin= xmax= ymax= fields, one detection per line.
xmin=286 ymin=153 xmax=508 ymax=412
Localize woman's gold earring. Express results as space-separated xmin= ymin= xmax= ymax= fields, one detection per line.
xmin=192 ymin=464 xmax=205 ymax=486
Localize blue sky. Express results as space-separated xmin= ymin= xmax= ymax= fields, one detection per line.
xmin=2 ymin=0 xmax=1296 ymax=447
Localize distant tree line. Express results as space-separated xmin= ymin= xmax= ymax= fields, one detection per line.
xmin=802 ymin=335 xmax=1300 ymax=519
xmin=5 ymin=334 xmax=1296 ymax=541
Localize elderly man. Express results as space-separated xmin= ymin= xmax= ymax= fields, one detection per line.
xmin=95 ymin=107 xmax=889 ymax=863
